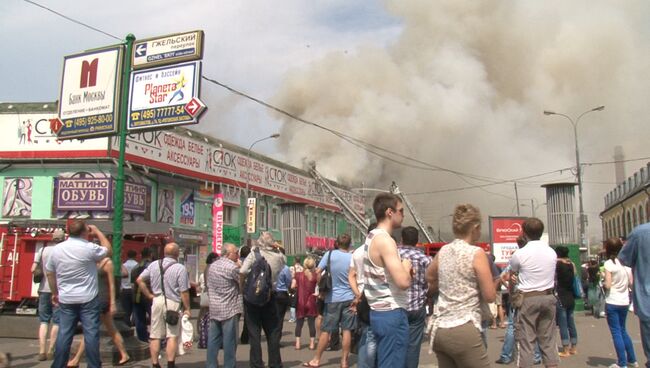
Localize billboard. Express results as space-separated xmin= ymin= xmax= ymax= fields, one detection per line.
xmin=57 ymin=46 xmax=123 ymax=139
xmin=489 ymin=216 xmax=526 ymax=265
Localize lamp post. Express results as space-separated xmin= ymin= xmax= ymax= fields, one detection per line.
xmin=543 ymin=105 xmax=605 ymax=255
xmin=520 ymin=199 xmax=547 ymax=217
xmin=244 ymin=133 xmax=280 ymax=245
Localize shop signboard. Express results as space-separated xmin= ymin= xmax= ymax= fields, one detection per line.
xmin=57 ymin=46 xmax=123 ymax=139
xmin=212 ymin=193 xmax=224 ymax=254
xmin=124 ymin=182 xmax=149 ymax=214
xmin=246 ymin=198 xmax=256 ymax=234
xmin=127 ymin=61 xmax=204 ymax=131
xmin=489 ymin=216 xmax=526 ymax=265
xmin=54 ymin=178 xmax=112 ymax=211
xmin=180 ymin=191 xmax=195 ymax=225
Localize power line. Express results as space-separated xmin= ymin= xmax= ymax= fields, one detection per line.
xmin=23 ymin=0 xmax=121 ymax=41
xmin=584 ymin=156 xmax=650 ymax=166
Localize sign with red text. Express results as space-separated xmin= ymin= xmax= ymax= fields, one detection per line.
xmin=58 ymin=46 xmax=123 ymax=139
xmin=305 ymin=236 xmax=336 ymax=250
xmin=212 ymin=193 xmax=224 ymax=254
xmin=127 ymin=61 xmax=202 ymax=131
xmin=489 ymin=217 xmax=526 ymax=265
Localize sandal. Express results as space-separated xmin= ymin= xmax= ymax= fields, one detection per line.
xmin=302 ymin=362 xmax=320 ymax=367
xmin=117 ymin=356 xmax=131 ymax=365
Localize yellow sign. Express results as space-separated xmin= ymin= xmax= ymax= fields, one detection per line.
xmin=246 ymin=198 xmax=256 ymax=234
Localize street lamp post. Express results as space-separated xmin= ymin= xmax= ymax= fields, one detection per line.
xmin=244 ymin=133 xmax=280 ymax=245
xmin=543 ymin=105 xmax=605 ymax=255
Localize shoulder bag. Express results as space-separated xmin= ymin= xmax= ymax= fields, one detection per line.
xmin=159 ymin=260 xmax=180 ymax=326
xmin=318 ymin=250 xmax=333 ymax=293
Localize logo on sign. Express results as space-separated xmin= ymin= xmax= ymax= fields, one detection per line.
xmin=80 ymin=59 xmax=99 ymax=88
xmin=495 ymin=223 xmax=522 ymax=233
xmin=266 ymin=167 xmax=287 ymax=186
xmin=210 ymin=150 xmax=237 ymax=172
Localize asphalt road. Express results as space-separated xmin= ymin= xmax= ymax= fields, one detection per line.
xmin=1 ymin=311 xmax=645 ymax=367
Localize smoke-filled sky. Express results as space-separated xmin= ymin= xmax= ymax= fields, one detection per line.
xmin=2 ymin=0 xmax=649 ymax=243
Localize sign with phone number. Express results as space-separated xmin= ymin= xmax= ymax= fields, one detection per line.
xmin=127 ymin=61 xmax=201 ymax=131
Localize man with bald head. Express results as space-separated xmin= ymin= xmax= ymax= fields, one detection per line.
xmin=137 ymin=242 xmax=191 ymax=368
xmin=206 ymin=243 xmax=243 ymax=368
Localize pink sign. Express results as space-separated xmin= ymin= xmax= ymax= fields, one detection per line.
xmin=212 ymin=193 xmax=224 ymax=255
xmin=305 ymin=236 xmax=336 ymax=250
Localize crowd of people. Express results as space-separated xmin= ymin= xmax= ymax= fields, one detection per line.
xmin=34 ymin=193 xmax=650 ymax=368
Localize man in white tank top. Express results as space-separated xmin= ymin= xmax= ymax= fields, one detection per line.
xmin=364 ymin=193 xmax=413 ymax=368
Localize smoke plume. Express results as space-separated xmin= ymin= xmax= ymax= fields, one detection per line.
xmin=271 ymin=0 xmax=650 ymax=238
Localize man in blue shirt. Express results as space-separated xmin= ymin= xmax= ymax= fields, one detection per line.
xmin=275 ymin=250 xmax=293 ymax=343
xmin=304 ymin=234 xmax=355 ymax=368
xmin=619 ymin=222 xmax=650 ymax=368
xmin=45 ymin=220 xmax=111 ymax=368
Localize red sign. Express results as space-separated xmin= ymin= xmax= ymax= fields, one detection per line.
xmin=49 ymin=118 xmax=64 ymax=135
xmin=212 ymin=193 xmax=224 ymax=255
xmin=305 ymin=236 xmax=336 ymax=250
xmin=184 ymin=97 xmax=206 ymax=118
xmin=490 ymin=217 xmax=526 ymax=265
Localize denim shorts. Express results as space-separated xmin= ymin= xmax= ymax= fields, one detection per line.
xmin=38 ymin=292 xmax=60 ymax=324
xmin=322 ymin=300 xmax=356 ymax=332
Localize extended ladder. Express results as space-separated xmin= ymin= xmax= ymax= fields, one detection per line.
xmin=309 ymin=165 xmax=368 ymax=234
xmin=390 ymin=182 xmax=434 ymax=243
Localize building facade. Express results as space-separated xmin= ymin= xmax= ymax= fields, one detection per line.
xmin=0 ymin=102 xmax=365 ymax=299
xmin=601 ymin=162 xmax=650 ymax=239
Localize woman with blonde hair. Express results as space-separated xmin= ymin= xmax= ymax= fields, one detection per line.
xmin=426 ymin=204 xmax=495 ymax=368
xmin=292 ymin=256 xmax=318 ymax=350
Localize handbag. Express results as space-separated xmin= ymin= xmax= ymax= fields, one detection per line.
xmin=33 ymin=249 xmax=44 ymax=283
xmin=159 ymin=260 xmax=180 ymax=326
xmin=318 ymin=251 xmax=333 ymax=293
xmin=356 ymin=292 xmax=370 ymax=324
xmin=571 ymin=264 xmax=584 ymax=299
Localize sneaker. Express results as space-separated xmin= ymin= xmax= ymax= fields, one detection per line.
xmin=495 ymin=358 xmax=513 ymax=364
xmin=628 ymin=363 xmax=639 ymax=368
xmin=608 ymin=364 xmax=623 ymax=368
xmin=37 ymin=353 xmax=47 ymax=361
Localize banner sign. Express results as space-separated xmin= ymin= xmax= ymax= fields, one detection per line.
xmin=490 ymin=217 xmax=526 ymax=265
xmin=2 ymin=178 xmax=33 ymax=217
xmin=127 ymin=61 xmax=202 ymax=131
xmin=57 ymin=46 xmax=123 ymax=139
xmin=133 ymin=30 xmax=204 ymax=69
xmin=212 ymin=193 xmax=224 ymax=254
xmin=246 ymin=198 xmax=256 ymax=234
xmin=124 ymin=182 xmax=149 ymax=214
xmin=305 ymin=236 xmax=336 ymax=250
xmin=180 ymin=191 xmax=195 ymax=225
xmin=113 ymin=130 xmax=365 ymax=212
xmin=157 ymin=188 xmax=175 ymax=224
xmin=54 ymin=178 xmax=112 ymax=211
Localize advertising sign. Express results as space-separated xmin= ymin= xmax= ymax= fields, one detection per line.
xmin=246 ymin=198 xmax=256 ymax=234
xmin=490 ymin=217 xmax=526 ymax=265
xmin=212 ymin=193 xmax=224 ymax=254
xmin=133 ymin=30 xmax=204 ymax=69
xmin=54 ymin=178 xmax=112 ymax=211
xmin=124 ymin=182 xmax=149 ymax=214
xmin=2 ymin=178 xmax=33 ymax=217
xmin=157 ymin=188 xmax=175 ymax=224
xmin=57 ymin=46 xmax=123 ymax=139
xmin=180 ymin=191 xmax=195 ymax=225
xmin=128 ymin=61 xmax=203 ymax=131
xmin=113 ymin=130 xmax=365 ymax=213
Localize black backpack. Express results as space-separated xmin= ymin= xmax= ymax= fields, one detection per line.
xmin=243 ymin=248 xmax=273 ymax=306
xmin=131 ymin=260 xmax=151 ymax=302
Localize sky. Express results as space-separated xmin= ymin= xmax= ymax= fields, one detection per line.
xmin=2 ymin=0 xmax=649 ymax=245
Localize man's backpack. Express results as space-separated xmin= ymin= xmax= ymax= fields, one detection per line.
xmin=243 ymin=248 xmax=273 ymax=306
xmin=131 ymin=260 xmax=151 ymax=303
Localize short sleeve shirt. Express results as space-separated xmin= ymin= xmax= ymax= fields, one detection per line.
xmin=604 ymin=259 xmax=631 ymax=306
xmin=207 ymin=257 xmax=243 ymax=321
xmin=318 ymin=249 xmax=354 ymax=303
xmin=38 ymin=246 xmax=54 ymax=293
xmin=139 ymin=257 xmax=190 ymax=303
xmin=509 ymin=240 xmax=556 ymax=292
xmin=45 ymin=237 xmax=107 ymax=304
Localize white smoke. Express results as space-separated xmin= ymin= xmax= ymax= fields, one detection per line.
xmin=271 ymin=0 xmax=650 ymax=239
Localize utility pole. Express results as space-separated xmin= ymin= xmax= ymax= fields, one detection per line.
xmin=112 ymin=34 xmax=135 ymax=276
xmin=514 ymin=182 xmax=520 ymax=216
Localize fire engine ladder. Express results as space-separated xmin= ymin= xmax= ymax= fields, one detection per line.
xmin=390 ymin=181 xmax=434 ymax=243
xmin=309 ymin=165 xmax=368 ymax=235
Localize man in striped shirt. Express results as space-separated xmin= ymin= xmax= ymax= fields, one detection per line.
xmin=397 ymin=226 xmax=431 ymax=368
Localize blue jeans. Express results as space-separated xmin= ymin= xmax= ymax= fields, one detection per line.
xmin=556 ymin=302 xmax=577 ymax=346
xmin=207 ymin=314 xmax=240 ymax=368
xmin=406 ymin=308 xmax=426 ymax=368
xmin=358 ymin=320 xmax=377 ymax=368
xmin=53 ymin=296 xmax=101 ymax=368
xmin=370 ymin=308 xmax=408 ymax=368
xmin=133 ymin=300 xmax=151 ymax=342
xmin=640 ymin=318 xmax=650 ymax=368
xmin=499 ymin=308 xmax=541 ymax=363
xmin=606 ymin=304 xmax=637 ymax=366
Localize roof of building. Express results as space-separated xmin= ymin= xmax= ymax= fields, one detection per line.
xmin=601 ymin=162 xmax=650 ymax=215
xmin=0 ymin=102 xmax=58 ymax=114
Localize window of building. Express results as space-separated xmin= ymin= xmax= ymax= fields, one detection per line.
xmin=223 ymin=206 xmax=237 ymax=225
xmin=258 ymin=204 xmax=267 ymax=229
xmin=270 ymin=207 xmax=279 ymax=229
xmin=330 ymin=218 xmax=336 ymax=238
xmin=639 ymin=205 xmax=645 ymax=225
xmin=311 ymin=215 xmax=318 ymax=234
xmin=321 ymin=217 xmax=328 ymax=237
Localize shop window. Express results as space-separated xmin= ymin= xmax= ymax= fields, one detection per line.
xmin=258 ymin=204 xmax=267 ymax=229
xmin=271 ymin=207 xmax=279 ymax=229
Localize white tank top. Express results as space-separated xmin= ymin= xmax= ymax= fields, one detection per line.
xmin=363 ymin=228 xmax=408 ymax=311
